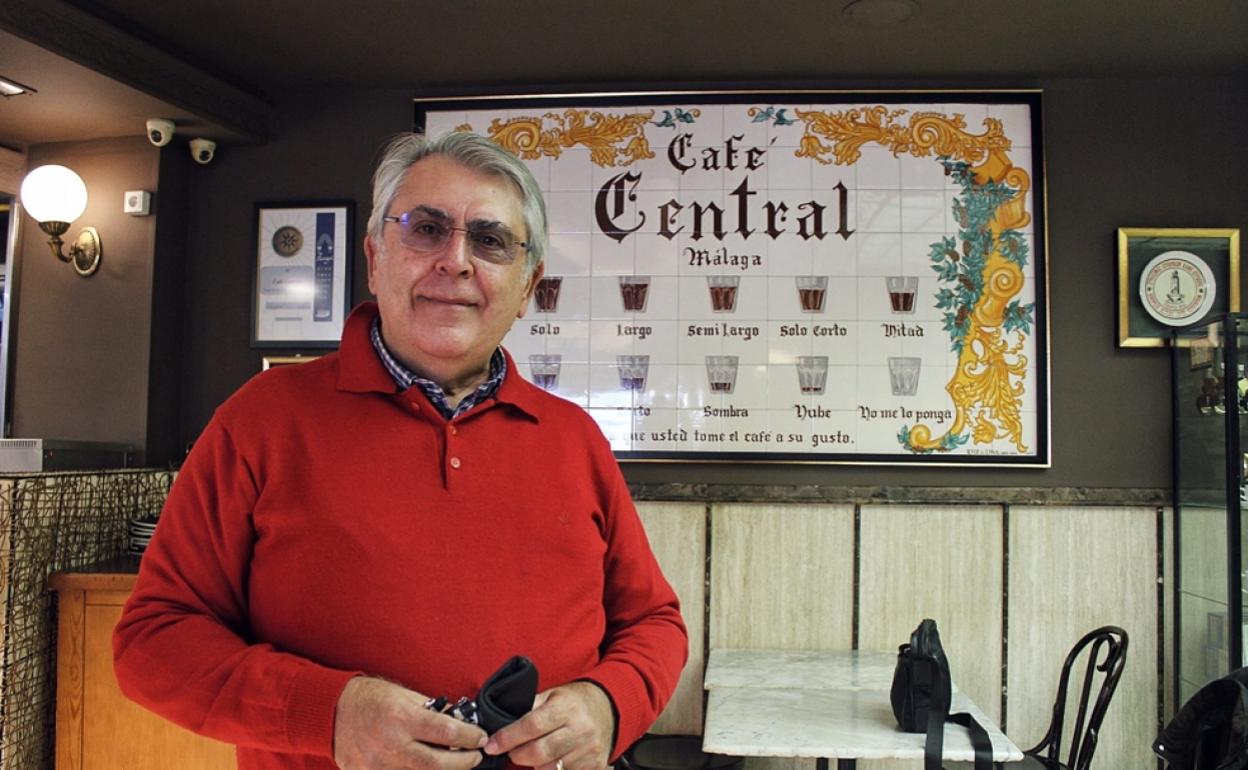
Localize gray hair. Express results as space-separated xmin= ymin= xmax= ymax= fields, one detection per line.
xmin=367 ymin=131 xmax=548 ymax=275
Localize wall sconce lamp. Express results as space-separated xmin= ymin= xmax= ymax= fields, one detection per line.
xmin=19 ymin=165 xmax=101 ymax=277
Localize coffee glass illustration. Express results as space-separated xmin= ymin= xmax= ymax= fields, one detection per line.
xmin=616 ymin=355 xmax=650 ymax=392
xmin=533 ymin=276 xmax=562 ymax=313
xmin=795 ymin=275 xmax=828 ymax=313
xmin=888 ymin=356 xmax=922 ymax=396
xmin=528 ymin=354 xmax=562 ymax=391
xmin=705 ymin=355 xmax=740 ymax=394
xmin=618 ymin=276 xmax=651 ymax=312
xmin=707 ymin=275 xmax=740 ymax=312
xmin=796 ymin=356 xmax=829 ymax=395
xmin=886 ymin=276 xmax=918 ymax=314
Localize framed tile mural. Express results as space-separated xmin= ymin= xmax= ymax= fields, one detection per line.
xmin=416 ymin=91 xmax=1049 ymax=466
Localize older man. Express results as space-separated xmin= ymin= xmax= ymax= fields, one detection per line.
xmin=114 ymin=132 xmax=688 ymax=770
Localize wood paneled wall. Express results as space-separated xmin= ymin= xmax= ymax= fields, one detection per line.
xmin=637 ymin=502 xmax=1164 ymax=770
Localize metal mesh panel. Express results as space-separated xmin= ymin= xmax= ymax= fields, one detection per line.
xmin=0 ymin=470 xmax=174 ymax=770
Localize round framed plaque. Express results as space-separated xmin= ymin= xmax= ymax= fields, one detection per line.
xmin=271 ymin=225 xmax=303 ymax=257
xmin=1138 ymin=250 xmax=1217 ymax=327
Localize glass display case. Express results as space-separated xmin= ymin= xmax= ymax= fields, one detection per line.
xmin=1172 ymin=314 xmax=1248 ymax=704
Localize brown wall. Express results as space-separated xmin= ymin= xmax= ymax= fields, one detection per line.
xmin=12 ymin=137 xmax=159 ymax=454
xmin=177 ymin=88 xmax=409 ymax=439
xmin=171 ymin=78 xmax=1247 ymax=490
xmin=145 ymin=142 xmax=190 ymax=465
xmin=10 ymin=77 xmax=1248 ymax=486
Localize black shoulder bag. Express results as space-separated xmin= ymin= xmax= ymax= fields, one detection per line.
xmin=890 ymin=619 xmax=993 ymax=770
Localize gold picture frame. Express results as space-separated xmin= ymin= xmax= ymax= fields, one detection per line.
xmin=261 ymin=355 xmax=320 ymax=371
xmin=1117 ymin=227 xmax=1240 ymax=347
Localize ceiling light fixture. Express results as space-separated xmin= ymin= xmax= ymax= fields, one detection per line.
xmin=842 ymin=0 xmax=919 ymax=27
xmin=19 ymin=165 xmax=102 ymax=277
xmin=0 ymin=75 xmax=37 ymax=98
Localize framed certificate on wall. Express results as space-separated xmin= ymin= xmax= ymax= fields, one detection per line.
xmin=417 ymin=91 xmax=1049 ymax=466
xmin=251 ymin=200 xmax=353 ymax=348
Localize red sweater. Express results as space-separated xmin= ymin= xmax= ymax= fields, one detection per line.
xmin=113 ymin=302 xmax=688 ymax=770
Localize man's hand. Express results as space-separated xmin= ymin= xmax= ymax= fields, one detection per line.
xmin=483 ymin=681 xmax=614 ymax=770
xmin=334 ymin=676 xmax=488 ymax=770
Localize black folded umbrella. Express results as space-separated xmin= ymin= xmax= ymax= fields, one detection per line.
xmin=476 ymin=655 xmax=538 ymax=770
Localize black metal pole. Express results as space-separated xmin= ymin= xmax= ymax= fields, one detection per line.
xmin=1227 ymin=316 xmax=1243 ymax=672
xmin=1171 ymin=328 xmax=1183 ymax=698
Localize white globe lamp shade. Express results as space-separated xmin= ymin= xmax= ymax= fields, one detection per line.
xmin=20 ymin=165 xmax=88 ymax=224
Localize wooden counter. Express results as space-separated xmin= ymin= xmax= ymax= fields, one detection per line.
xmin=50 ymin=562 xmax=236 ymax=770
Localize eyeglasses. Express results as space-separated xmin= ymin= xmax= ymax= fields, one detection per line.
xmin=382 ymin=210 xmax=529 ymax=265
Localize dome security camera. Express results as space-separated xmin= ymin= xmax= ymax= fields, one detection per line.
xmin=189 ymin=138 xmax=216 ymax=165
xmin=146 ymin=118 xmax=175 ymax=147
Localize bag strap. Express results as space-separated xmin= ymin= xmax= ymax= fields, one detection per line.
xmin=921 ymin=664 xmax=993 ymax=770
xmin=923 ymin=661 xmax=950 ymax=770
xmin=948 ymin=711 xmax=993 ymax=770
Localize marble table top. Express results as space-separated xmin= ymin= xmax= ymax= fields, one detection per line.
xmin=701 ymin=648 xmax=1022 ymax=763
xmin=702 ymin=687 xmax=1022 ymax=761
xmin=705 ymin=648 xmax=913 ymax=691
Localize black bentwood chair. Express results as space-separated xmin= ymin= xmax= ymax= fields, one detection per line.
xmin=1021 ymin=626 xmax=1129 ymax=770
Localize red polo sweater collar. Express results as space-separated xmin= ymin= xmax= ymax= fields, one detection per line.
xmin=335 ymin=301 xmax=543 ymax=422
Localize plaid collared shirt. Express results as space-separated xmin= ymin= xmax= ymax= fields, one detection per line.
xmin=369 ymin=317 xmax=507 ymax=419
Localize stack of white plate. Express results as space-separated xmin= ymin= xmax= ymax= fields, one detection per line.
xmin=128 ymin=516 xmax=158 ymax=556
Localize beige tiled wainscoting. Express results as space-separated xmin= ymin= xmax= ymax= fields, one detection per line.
xmin=637 ymin=499 xmax=1165 ymax=770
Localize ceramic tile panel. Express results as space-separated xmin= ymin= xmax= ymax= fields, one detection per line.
xmin=990 ymin=103 xmax=1035 ymax=150
xmin=529 ymin=274 xmax=591 ymax=320
xmin=546 ymin=190 xmax=594 ymax=234
xmin=709 ymin=503 xmax=854 ymax=650
xmin=544 ymin=237 xmax=591 ymax=279
xmin=548 ymin=147 xmax=593 ymax=192
xmin=1007 ymin=506 xmax=1159 ymax=770
xmin=766 ymin=147 xmax=814 ymax=192
xmin=855 ymin=232 xmax=904 ymax=277
xmin=855 ymin=189 xmax=902 ymax=234
xmin=636 ymin=502 xmax=707 ymax=735
xmin=853 ymin=145 xmax=901 ymax=190
xmin=445 ymin=96 xmax=1049 ymax=465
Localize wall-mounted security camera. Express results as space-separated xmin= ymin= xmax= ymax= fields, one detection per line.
xmin=189 ymin=138 xmax=216 ymax=165
xmin=146 ymin=118 xmax=175 ymax=147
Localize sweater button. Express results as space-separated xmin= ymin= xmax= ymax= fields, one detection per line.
xmin=449 ymin=425 xmax=458 ymax=436
xmin=449 ymin=456 xmax=462 ymax=469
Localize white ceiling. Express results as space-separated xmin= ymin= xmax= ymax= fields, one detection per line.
xmin=1 ymin=0 xmax=1246 ymax=151
xmin=0 ymin=29 xmax=224 ymax=149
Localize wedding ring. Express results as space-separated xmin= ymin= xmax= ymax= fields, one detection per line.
xmin=556 ymin=760 xmax=564 ymax=770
